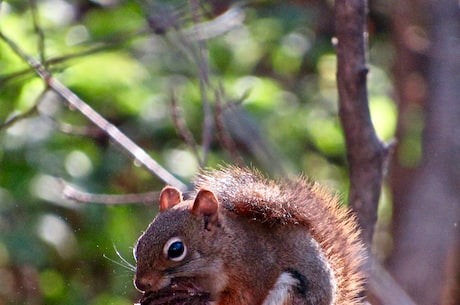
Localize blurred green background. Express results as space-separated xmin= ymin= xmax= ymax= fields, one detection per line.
xmin=0 ymin=1 xmax=399 ymax=304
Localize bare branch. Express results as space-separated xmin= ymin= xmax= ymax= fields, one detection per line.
xmin=368 ymin=258 xmax=418 ymax=305
xmin=0 ymin=28 xmax=149 ymax=87
xmin=145 ymin=3 xmax=245 ymax=41
xmin=49 ymin=118 xmax=106 ymax=138
xmin=184 ymin=6 xmax=245 ymax=41
xmin=334 ymin=0 xmax=390 ymax=247
xmin=0 ymin=107 xmax=38 ymax=130
xmin=29 ymin=0 xmax=46 ymax=65
xmin=214 ymin=89 xmax=244 ymax=166
xmin=61 ymin=180 xmax=159 ymax=205
xmin=0 ymin=31 xmax=187 ymax=191
xmin=152 ymin=4 xmax=245 ymax=167
xmin=0 ymin=88 xmax=48 ymax=130
xmin=170 ymin=92 xmax=202 ymax=165
xmin=144 ymin=4 xmax=245 ymax=168
xmin=189 ymin=0 xmax=213 ymax=166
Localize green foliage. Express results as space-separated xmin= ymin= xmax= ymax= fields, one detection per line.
xmin=0 ymin=1 xmax=398 ymax=304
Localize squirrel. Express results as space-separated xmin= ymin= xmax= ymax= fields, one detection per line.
xmin=134 ymin=166 xmax=365 ymax=305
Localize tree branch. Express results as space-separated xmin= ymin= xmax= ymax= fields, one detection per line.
xmin=334 ymin=0 xmax=390 ymax=248
xmin=0 ymin=88 xmax=47 ymax=130
xmin=61 ymin=180 xmax=159 ymax=205
xmin=214 ymin=89 xmax=244 ymax=166
xmin=170 ymin=92 xmax=201 ymax=164
xmin=189 ymin=0 xmax=213 ymax=166
xmin=0 ymin=28 xmax=149 ymax=87
xmin=0 ymin=31 xmax=187 ymax=191
xmin=368 ymin=257 xmax=418 ymax=305
xmin=29 ymin=0 xmax=46 ymax=65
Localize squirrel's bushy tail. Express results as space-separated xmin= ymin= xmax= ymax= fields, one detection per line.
xmin=194 ymin=166 xmax=366 ymax=305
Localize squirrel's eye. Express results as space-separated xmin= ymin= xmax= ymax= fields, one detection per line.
xmin=163 ymin=237 xmax=187 ymax=261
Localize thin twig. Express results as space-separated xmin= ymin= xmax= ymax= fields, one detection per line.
xmin=61 ymin=180 xmax=160 ymax=205
xmin=214 ymin=89 xmax=244 ymax=166
xmin=0 ymin=88 xmax=48 ymax=130
xmin=189 ymin=0 xmax=213 ymax=166
xmin=29 ymin=0 xmax=46 ymax=66
xmin=0 ymin=30 xmax=187 ymax=191
xmin=170 ymin=92 xmax=202 ymax=165
xmin=0 ymin=28 xmax=149 ymax=87
xmin=184 ymin=5 xmax=245 ymax=40
xmin=47 ymin=118 xmax=106 ymax=137
xmin=144 ymin=1 xmax=187 ymax=34
xmin=145 ymin=4 xmax=246 ymax=167
xmin=144 ymin=3 xmax=245 ymax=41
xmin=0 ymin=106 xmax=38 ymax=130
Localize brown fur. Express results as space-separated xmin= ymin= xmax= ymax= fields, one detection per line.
xmin=135 ymin=166 xmax=365 ymax=305
xmin=193 ymin=166 xmax=366 ymax=305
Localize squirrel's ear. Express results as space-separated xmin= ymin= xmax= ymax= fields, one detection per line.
xmin=159 ymin=186 xmax=183 ymax=211
xmin=191 ymin=188 xmax=219 ymax=226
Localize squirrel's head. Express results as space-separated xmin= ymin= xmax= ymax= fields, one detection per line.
xmin=133 ymin=186 xmax=229 ymax=298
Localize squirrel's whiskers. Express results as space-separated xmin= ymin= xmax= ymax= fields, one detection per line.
xmin=103 ymin=245 xmax=136 ymax=273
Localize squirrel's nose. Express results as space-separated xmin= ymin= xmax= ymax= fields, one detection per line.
xmin=134 ymin=276 xmax=151 ymax=292
xmin=134 ymin=273 xmax=169 ymax=292
xmin=134 ymin=272 xmax=158 ymax=292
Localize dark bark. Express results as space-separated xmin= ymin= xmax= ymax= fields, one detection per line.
xmin=334 ymin=0 xmax=389 ymax=248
